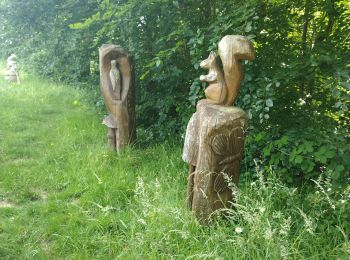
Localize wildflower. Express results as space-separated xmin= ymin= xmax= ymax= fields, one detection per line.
xmin=138 ymin=218 xmax=146 ymax=225
xmin=235 ymin=227 xmax=243 ymax=234
xmin=279 ymin=229 xmax=288 ymax=236
xmin=135 ymin=177 xmax=145 ymax=198
xmin=259 ymin=207 xmax=266 ymax=213
xmin=280 ymin=245 xmax=289 ymax=259
xmin=154 ymin=178 xmax=161 ymax=189
xmin=264 ymin=228 xmax=273 ymax=240
xmin=298 ymin=98 xmax=306 ymax=106
xmin=272 ymin=211 xmax=282 ymax=219
xmin=279 ymin=217 xmax=291 ymax=236
xmin=298 ymin=208 xmax=315 ymax=235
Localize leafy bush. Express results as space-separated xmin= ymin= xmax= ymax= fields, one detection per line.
xmin=1 ymin=0 xmax=349 ymax=185
xmin=245 ymin=127 xmax=350 ymax=185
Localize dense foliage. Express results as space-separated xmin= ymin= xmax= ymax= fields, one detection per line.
xmin=1 ymin=0 xmax=349 ymax=185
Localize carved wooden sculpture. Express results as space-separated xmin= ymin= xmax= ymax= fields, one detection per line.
xmin=99 ymin=44 xmax=136 ymax=152
xmin=5 ymin=54 xmax=20 ymax=83
xmin=183 ymin=35 xmax=254 ymax=223
xmin=199 ymin=35 xmax=255 ymax=106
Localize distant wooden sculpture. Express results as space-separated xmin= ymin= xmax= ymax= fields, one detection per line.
xmin=5 ymin=54 xmax=20 ymax=83
xmin=183 ymin=35 xmax=255 ymax=223
xmin=99 ymin=44 xmax=136 ymax=152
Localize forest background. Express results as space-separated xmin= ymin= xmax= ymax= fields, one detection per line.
xmin=0 ymin=0 xmax=349 ymax=186
xmin=1 ymin=0 xmax=350 ymax=258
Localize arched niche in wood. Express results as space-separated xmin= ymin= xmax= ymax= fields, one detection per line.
xmin=99 ymin=44 xmax=136 ymax=151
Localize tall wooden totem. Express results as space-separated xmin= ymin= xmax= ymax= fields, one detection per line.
xmin=183 ymin=35 xmax=255 ymax=223
xmin=99 ymin=44 xmax=136 ymax=152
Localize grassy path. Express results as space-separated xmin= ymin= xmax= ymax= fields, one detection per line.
xmin=0 ymin=76 xmax=349 ymax=259
xmin=0 ymin=76 xmax=185 ymax=258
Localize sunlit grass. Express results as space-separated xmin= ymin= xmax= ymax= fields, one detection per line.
xmin=0 ymin=75 xmax=349 ymax=259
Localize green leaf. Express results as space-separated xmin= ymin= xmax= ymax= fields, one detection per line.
xmin=266 ymin=99 xmax=273 ymax=107
xmin=254 ymin=132 xmax=265 ymax=141
xmin=324 ymin=150 xmax=336 ymax=159
xmin=334 ymin=165 xmax=345 ymax=173
xmin=280 ymin=135 xmax=289 ymax=145
xmin=294 ymin=155 xmax=303 ymax=164
xmin=245 ymin=23 xmax=252 ymax=33
xmin=318 ymin=146 xmax=327 ymax=154
xmin=317 ymin=155 xmax=327 ymax=164
xmin=69 ymin=12 xmax=100 ymax=29
xmin=296 ymin=146 xmax=304 ymax=154
xmin=342 ymin=82 xmax=350 ymax=89
xmin=140 ymin=71 xmax=150 ymax=80
xmin=301 ymin=160 xmax=315 ymax=172
xmin=270 ymin=153 xmax=280 ymax=164
xmin=304 ymin=141 xmax=314 ymax=153
xmin=263 ymin=144 xmax=272 ymax=156
xmin=247 ymin=34 xmax=256 ymax=40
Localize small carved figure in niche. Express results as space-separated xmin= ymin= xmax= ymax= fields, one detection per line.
xmin=109 ymin=60 xmax=122 ymax=100
xmin=5 ymin=54 xmax=20 ymax=83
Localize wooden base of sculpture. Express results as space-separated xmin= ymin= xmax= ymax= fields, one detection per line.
xmin=183 ymin=103 xmax=248 ymax=224
xmin=5 ymin=75 xmax=18 ymax=82
xmin=107 ymin=127 xmax=117 ymax=149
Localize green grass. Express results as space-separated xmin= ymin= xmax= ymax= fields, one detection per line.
xmin=0 ymin=74 xmax=349 ymax=259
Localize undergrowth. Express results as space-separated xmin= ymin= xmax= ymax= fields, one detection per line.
xmin=0 ymin=75 xmax=349 ymax=259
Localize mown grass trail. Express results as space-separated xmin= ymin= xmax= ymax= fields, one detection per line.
xmin=0 ymin=75 xmax=349 ymax=259
xmin=0 ymin=75 xmax=188 ymax=258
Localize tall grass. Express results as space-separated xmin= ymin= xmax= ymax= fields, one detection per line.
xmin=0 ymin=75 xmax=349 ymax=259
